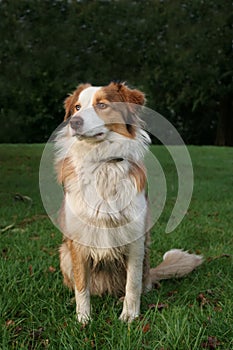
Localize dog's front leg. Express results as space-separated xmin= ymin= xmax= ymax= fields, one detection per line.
xmin=70 ymin=242 xmax=90 ymax=323
xmin=119 ymin=238 xmax=144 ymax=322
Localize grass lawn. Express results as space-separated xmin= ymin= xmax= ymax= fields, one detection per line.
xmin=0 ymin=144 xmax=232 ymax=350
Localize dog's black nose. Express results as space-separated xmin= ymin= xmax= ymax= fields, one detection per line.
xmin=70 ymin=116 xmax=84 ymax=130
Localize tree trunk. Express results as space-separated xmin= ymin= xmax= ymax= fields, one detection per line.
xmin=215 ymin=93 xmax=233 ymax=146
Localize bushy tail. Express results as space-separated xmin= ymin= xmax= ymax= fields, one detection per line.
xmin=150 ymin=249 xmax=203 ymax=282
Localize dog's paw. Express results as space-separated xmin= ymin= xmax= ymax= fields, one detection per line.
xmin=119 ymin=310 xmax=139 ymax=323
xmin=77 ymin=312 xmax=91 ymax=324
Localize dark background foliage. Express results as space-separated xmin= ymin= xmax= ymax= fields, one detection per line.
xmin=0 ymin=0 xmax=232 ymax=144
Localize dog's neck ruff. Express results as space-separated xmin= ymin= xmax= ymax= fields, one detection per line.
xmin=54 ymin=126 xmax=150 ymax=248
xmin=55 ymin=126 xmax=150 ymax=164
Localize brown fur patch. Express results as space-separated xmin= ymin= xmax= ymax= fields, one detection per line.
xmin=64 ymin=83 xmax=91 ymax=120
xmin=129 ymin=162 xmax=147 ymax=192
xmin=59 ymin=247 xmax=73 ymax=289
xmin=92 ymin=83 xmax=145 ymax=138
xmin=101 ymin=82 xmax=145 ymax=106
xmin=55 ymin=158 xmax=76 ymax=188
xmin=70 ymin=241 xmax=90 ymax=293
xmin=107 ymin=123 xmax=134 ymax=138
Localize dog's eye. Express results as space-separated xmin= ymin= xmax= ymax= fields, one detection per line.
xmin=97 ymin=102 xmax=107 ymax=109
xmin=75 ymin=104 xmax=81 ymax=111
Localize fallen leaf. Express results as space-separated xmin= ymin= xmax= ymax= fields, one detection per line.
xmin=148 ymin=303 xmax=168 ymax=312
xmin=48 ymin=266 xmax=56 ymax=273
xmin=213 ymin=306 xmax=222 ymax=312
xmin=201 ymin=336 xmax=221 ymax=349
xmin=142 ymin=323 xmax=150 ymax=333
xmin=29 ymin=265 xmax=33 ymax=276
xmin=14 ymin=326 xmax=23 ymax=335
xmin=197 ymin=293 xmax=210 ymax=307
xmin=82 ymin=338 xmax=96 ymax=350
xmin=5 ymin=320 xmax=15 ymax=326
xmin=167 ymin=290 xmax=178 ymax=297
xmin=197 ymin=292 xmax=222 ymax=310
xmin=30 ymin=327 xmax=44 ymax=340
xmin=41 ymin=247 xmax=55 ymax=256
xmin=157 ymin=303 xmax=168 ymax=312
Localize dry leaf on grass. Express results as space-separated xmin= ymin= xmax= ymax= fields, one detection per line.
xmin=29 ymin=265 xmax=33 ymax=276
xmin=201 ymin=336 xmax=221 ymax=349
xmin=48 ymin=266 xmax=56 ymax=273
xmin=148 ymin=303 xmax=168 ymax=312
xmin=5 ymin=319 xmax=15 ymax=326
xmin=197 ymin=293 xmax=210 ymax=307
xmin=29 ymin=327 xmax=44 ymax=341
xmin=142 ymin=323 xmax=150 ymax=333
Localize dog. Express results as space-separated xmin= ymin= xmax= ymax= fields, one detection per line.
xmin=55 ymin=82 xmax=203 ymax=323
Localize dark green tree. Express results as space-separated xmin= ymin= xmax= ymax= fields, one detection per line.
xmin=0 ymin=0 xmax=232 ymax=145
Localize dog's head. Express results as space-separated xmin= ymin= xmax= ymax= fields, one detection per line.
xmin=64 ymin=82 xmax=145 ymax=141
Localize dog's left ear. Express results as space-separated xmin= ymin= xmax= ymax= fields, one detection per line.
xmin=117 ymin=83 xmax=145 ymax=107
xmin=114 ymin=83 xmax=145 ymax=136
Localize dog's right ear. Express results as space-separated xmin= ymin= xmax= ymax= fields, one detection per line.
xmin=64 ymin=83 xmax=91 ymax=120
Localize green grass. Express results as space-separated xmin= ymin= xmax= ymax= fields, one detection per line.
xmin=0 ymin=144 xmax=233 ymax=350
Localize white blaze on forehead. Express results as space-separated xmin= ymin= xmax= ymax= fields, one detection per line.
xmin=72 ymin=85 xmax=107 ymax=137
xmin=78 ymin=86 xmax=102 ymax=108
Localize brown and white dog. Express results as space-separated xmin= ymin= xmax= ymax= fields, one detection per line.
xmin=55 ymin=82 xmax=202 ymax=323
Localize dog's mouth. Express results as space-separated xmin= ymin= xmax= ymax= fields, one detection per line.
xmin=92 ymin=132 xmax=104 ymax=137
xmin=69 ymin=122 xmax=108 ymax=141
xmin=74 ymin=131 xmax=106 ymax=141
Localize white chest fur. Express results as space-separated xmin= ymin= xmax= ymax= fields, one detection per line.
xmin=56 ymin=128 xmax=149 ymax=248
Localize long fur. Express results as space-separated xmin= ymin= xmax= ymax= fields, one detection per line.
xmin=55 ymin=82 xmax=203 ymax=322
